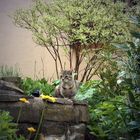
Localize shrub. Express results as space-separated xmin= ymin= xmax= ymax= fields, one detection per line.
xmin=20 ymin=77 xmax=55 ymax=96
xmin=0 ymin=110 xmax=25 ymax=140
xmin=0 ymin=65 xmax=21 ymax=77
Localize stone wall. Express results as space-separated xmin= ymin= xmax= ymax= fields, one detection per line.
xmin=0 ymin=79 xmax=89 ymax=140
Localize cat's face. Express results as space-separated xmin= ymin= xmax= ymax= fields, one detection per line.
xmin=60 ymin=70 xmax=73 ymax=82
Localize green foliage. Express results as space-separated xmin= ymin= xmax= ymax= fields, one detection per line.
xmin=75 ymin=54 xmax=139 ymax=139
xmin=127 ymin=0 xmax=140 ymax=17
xmin=75 ymin=16 xmax=140 ymax=140
xmin=12 ymin=0 xmax=131 ymax=46
xmin=0 ymin=65 xmax=21 ymax=77
xmin=52 ymin=79 xmax=61 ymax=87
xmin=20 ymin=77 xmax=55 ymax=95
xmin=0 ymin=110 xmax=26 ymax=140
xmin=88 ymin=96 xmax=130 ymax=139
xmin=114 ymin=16 xmax=140 ymax=86
xmin=76 ymin=76 xmax=132 ymax=139
xmin=113 ymin=16 xmax=140 ymax=139
xmin=0 ymin=110 xmax=17 ymax=139
xmin=75 ymin=80 xmax=100 ymax=103
xmin=12 ymin=0 xmax=132 ymax=81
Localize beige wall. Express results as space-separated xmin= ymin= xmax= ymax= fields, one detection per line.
xmin=0 ymin=0 xmax=99 ymax=81
xmin=0 ymin=0 xmax=69 ymax=80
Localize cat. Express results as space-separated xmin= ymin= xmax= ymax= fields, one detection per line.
xmin=54 ymin=70 xmax=79 ymax=99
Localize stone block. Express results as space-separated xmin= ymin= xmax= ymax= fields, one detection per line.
xmin=0 ymin=98 xmax=44 ymax=123
xmin=0 ymin=76 xmax=21 ymax=87
xmin=0 ymin=80 xmax=23 ymax=93
xmin=0 ymin=82 xmax=89 ymax=140
xmin=42 ymin=121 xmax=66 ymax=135
xmin=43 ymin=102 xmax=89 ymax=123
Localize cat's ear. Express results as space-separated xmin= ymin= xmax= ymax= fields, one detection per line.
xmin=60 ymin=69 xmax=64 ymax=74
xmin=70 ymin=68 xmax=74 ymax=73
xmin=69 ymin=69 xmax=73 ymax=75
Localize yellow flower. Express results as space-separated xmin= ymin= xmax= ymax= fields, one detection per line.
xmin=19 ymin=98 xmax=30 ymax=104
xmin=27 ymin=127 xmax=36 ymax=133
xmin=40 ymin=94 xmax=56 ymax=103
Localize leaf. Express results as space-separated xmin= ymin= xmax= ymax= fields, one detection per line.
xmin=127 ymin=121 xmax=140 ymax=130
xmin=131 ymin=31 xmax=140 ymax=39
xmin=112 ymin=43 xmax=129 ymax=51
xmin=75 ymin=88 xmax=96 ymax=101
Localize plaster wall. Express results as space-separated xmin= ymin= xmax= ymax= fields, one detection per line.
xmin=0 ymin=0 xmax=68 ymax=80
xmin=0 ymin=0 xmax=98 ymax=81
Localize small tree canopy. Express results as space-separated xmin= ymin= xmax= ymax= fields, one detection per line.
xmin=12 ymin=0 xmax=132 ymax=81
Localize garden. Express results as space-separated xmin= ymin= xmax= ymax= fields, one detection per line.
xmin=0 ymin=0 xmax=140 ymax=140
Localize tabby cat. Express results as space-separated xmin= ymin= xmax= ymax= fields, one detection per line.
xmin=54 ymin=70 xmax=79 ymax=99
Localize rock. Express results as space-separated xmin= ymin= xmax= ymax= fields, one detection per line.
xmin=42 ymin=123 xmax=86 ymax=138
xmin=0 ymin=94 xmax=28 ymax=102
xmin=0 ymin=96 xmax=89 ymax=138
xmin=69 ymin=133 xmax=85 ymax=140
xmin=39 ymin=134 xmax=65 ymax=140
xmin=42 ymin=121 xmax=66 ymax=135
xmin=0 ymin=80 xmax=28 ymax=102
xmin=0 ymin=97 xmax=89 ymax=123
xmin=0 ymin=83 xmax=89 ymax=140
xmin=0 ymin=98 xmax=44 ymax=123
xmin=17 ymin=123 xmax=37 ymax=139
xmin=74 ymin=105 xmax=89 ymax=123
xmin=40 ymin=123 xmax=86 ymax=140
xmin=70 ymin=124 xmax=86 ymax=134
xmin=0 ymin=77 xmax=21 ymax=87
xmin=40 ymin=131 xmax=85 ymax=140
xmin=18 ymin=123 xmax=86 ymax=140
xmin=44 ymin=103 xmax=74 ymax=122
xmin=73 ymin=100 xmax=88 ymax=106
xmin=43 ymin=103 xmax=88 ymax=123
xmin=0 ymin=89 xmax=22 ymax=95
xmin=0 ymin=80 xmax=23 ymax=93
xmin=0 ymin=89 xmax=32 ymax=101
xmin=55 ymin=98 xmax=73 ymax=105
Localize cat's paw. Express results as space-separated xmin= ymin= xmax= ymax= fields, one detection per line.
xmin=64 ymin=98 xmax=73 ymax=103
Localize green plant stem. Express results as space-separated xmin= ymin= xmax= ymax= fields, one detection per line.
xmin=28 ymin=132 xmax=32 ymax=140
xmin=17 ymin=105 xmax=22 ymax=124
xmin=34 ymin=105 xmax=46 ymax=140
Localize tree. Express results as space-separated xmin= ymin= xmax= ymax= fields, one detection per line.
xmin=12 ymin=0 xmax=131 ymax=81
